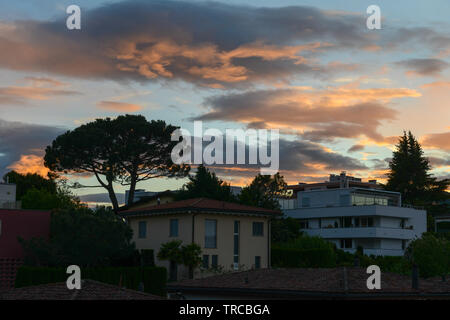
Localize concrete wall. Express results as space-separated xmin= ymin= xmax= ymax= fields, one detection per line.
xmin=0 ymin=184 xmax=16 ymax=208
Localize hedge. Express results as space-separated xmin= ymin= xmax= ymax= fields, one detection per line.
xmin=15 ymin=266 xmax=167 ymax=296
xmin=271 ymin=246 xmax=336 ymax=268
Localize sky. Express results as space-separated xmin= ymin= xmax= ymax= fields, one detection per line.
xmin=0 ymin=0 xmax=449 ymax=202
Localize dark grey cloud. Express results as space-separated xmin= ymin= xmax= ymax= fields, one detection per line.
xmin=395 ymin=58 xmax=449 ymax=76
xmin=195 ymin=89 xmax=399 ymax=142
xmin=0 ymin=1 xmax=372 ymax=88
xmin=0 ymin=119 xmax=64 ymax=176
xmin=428 ymin=156 xmax=450 ymax=167
xmin=348 ymin=144 xmax=365 ymax=153
xmin=174 ymin=133 xmax=366 ymax=180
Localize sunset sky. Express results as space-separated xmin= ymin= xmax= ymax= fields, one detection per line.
xmin=0 ymin=0 xmax=449 ymax=201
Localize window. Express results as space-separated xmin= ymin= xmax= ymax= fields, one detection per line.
xmin=138 ymin=221 xmax=147 ymax=238
xmin=340 ymin=239 xmax=352 ymax=249
xmin=343 ymin=217 xmax=352 ymax=228
xmin=302 ymin=197 xmax=310 ymax=208
xmin=252 ymin=222 xmax=264 ymax=236
xmin=255 ymin=256 xmax=261 ymax=269
xmin=359 ymin=217 xmax=374 ymax=228
xmin=205 ymin=219 xmax=217 ymax=248
xmin=202 ymin=255 xmax=209 ymax=269
xmin=234 ymin=221 xmax=240 ymax=265
xmin=169 ymin=219 xmax=179 ymax=237
xmin=299 ymin=220 xmax=309 ymax=229
xmin=212 ymin=255 xmax=218 ymax=268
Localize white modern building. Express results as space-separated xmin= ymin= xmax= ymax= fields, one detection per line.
xmin=282 ymin=172 xmax=426 ymax=256
xmin=0 ymin=182 xmax=19 ymax=209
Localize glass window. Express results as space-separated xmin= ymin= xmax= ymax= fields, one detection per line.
xmin=255 ymin=256 xmax=261 ymax=269
xmin=202 ymin=255 xmax=209 ymax=269
xmin=212 ymin=255 xmax=218 ymax=268
xmin=344 ymin=217 xmax=352 ymax=228
xmin=361 ymin=217 xmax=368 ymax=227
xmin=169 ymin=219 xmax=178 ymax=237
xmin=138 ymin=221 xmax=147 ymax=238
xmin=299 ymin=220 xmax=309 ymax=229
xmin=205 ymin=219 xmax=217 ymax=248
xmin=253 ymin=222 xmax=264 ymax=236
xmin=234 ymin=221 xmax=239 ymax=265
xmin=340 ymin=239 xmax=352 ymax=249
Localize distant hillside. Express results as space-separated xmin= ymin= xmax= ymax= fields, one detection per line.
xmin=78 ymin=193 xmax=125 ymax=205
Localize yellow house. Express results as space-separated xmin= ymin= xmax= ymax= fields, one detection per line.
xmin=120 ymin=198 xmax=281 ymax=280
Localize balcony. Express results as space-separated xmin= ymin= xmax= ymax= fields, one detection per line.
xmin=342 ymin=248 xmax=405 ymax=257
xmin=303 ymin=226 xmax=414 ymax=240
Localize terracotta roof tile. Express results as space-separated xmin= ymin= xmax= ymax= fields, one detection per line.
xmin=168 ymin=268 xmax=450 ymax=297
xmin=0 ymin=280 xmax=164 ymax=300
xmin=121 ymin=197 xmax=281 ymax=216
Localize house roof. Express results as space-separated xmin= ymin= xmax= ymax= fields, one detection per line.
xmin=119 ymin=190 xmax=177 ymax=212
xmin=0 ymin=279 xmax=164 ymax=300
xmin=120 ymin=197 xmax=281 ymax=217
xmin=168 ymin=268 xmax=450 ymax=299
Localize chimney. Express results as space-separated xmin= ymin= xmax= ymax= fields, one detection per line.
xmin=412 ymin=264 xmax=419 ymax=290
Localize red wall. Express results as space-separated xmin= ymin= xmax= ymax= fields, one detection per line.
xmin=0 ymin=209 xmax=51 ymax=258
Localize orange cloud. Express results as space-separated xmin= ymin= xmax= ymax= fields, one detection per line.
xmin=7 ymin=154 xmax=49 ymax=176
xmin=96 ymin=101 xmax=143 ymax=112
xmin=421 ymin=132 xmax=450 ymax=151
xmin=0 ymin=77 xmax=79 ymax=105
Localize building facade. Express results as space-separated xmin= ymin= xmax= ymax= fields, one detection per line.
xmin=0 ymin=183 xmax=19 ymax=209
xmin=282 ymin=172 xmax=426 ymax=256
xmin=121 ymin=198 xmax=280 ymax=280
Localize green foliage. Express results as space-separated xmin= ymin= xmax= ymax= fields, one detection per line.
xmin=335 ymin=248 xmax=355 ymax=267
xmin=140 ymin=249 xmax=155 ymax=267
xmin=239 ymin=173 xmax=287 ymax=210
xmin=157 ymin=240 xmax=183 ymax=264
xmin=181 ymin=243 xmax=202 ymax=270
xmin=21 ymin=187 xmax=83 ymax=210
xmin=272 ymin=235 xmax=336 ymax=268
xmin=19 ymin=207 xmax=135 ymax=267
xmin=272 ymin=247 xmax=336 ymax=268
xmin=176 ymin=165 xmax=235 ymax=202
xmin=44 ymin=115 xmax=189 ymax=211
xmin=271 ymin=217 xmax=302 ymax=243
xmin=14 ymin=266 xmax=167 ymax=296
xmin=386 ymin=131 xmax=449 ymax=205
xmin=406 ymin=232 xmax=450 ymax=278
xmin=157 ymin=240 xmax=202 ymax=278
xmin=3 ymin=170 xmax=57 ymax=200
xmin=276 ymin=235 xmax=334 ymax=250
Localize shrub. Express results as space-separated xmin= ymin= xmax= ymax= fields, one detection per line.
xmin=15 ymin=266 xmax=167 ymax=296
xmin=140 ymin=249 xmax=155 ymax=267
xmin=272 ymin=246 xmax=336 ymax=268
xmin=406 ymin=233 xmax=450 ymax=278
